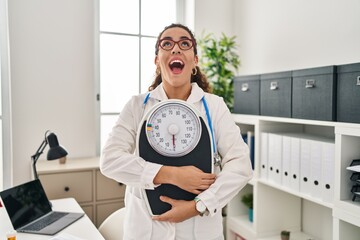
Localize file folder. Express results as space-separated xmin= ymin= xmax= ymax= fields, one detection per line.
xmin=282 ymin=135 xmax=292 ymax=189
xmin=247 ymin=131 xmax=255 ymax=170
xmin=310 ymin=140 xmax=322 ymax=199
xmin=260 ymin=132 xmax=269 ymax=179
xmin=268 ymin=133 xmax=282 ymax=185
xmin=290 ymin=136 xmax=301 ymax=192
xmin=321 ymin=141 xmax=335 ymax=203
xmin=300 ymin=138 xmax=312 ymax=196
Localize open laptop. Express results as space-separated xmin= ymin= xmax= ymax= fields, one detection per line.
xmin=0 ymin=179 xmax=84 ymax=235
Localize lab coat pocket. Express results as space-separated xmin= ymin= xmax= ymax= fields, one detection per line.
xmin=123 ymin=191 xmax=152 ymax=239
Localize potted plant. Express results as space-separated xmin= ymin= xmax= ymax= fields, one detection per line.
xmin=241 ymin=193 xmax=253 ymax=222
xmin=198 ymin=32 xmax=240 ymax=112
xmin=281 ymin=230 xmax=290 ymax=240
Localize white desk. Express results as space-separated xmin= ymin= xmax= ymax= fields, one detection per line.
xmin=0 ymin=198 xmax=105 ymax=240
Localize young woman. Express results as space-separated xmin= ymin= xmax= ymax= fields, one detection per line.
xmin=100 ymin=23 xmax=253 ymax=240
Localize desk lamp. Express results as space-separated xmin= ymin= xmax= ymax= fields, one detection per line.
xmin=31 ymin=130 xmax=68 ymax=179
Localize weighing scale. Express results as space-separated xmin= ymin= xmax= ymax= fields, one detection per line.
xmin=137 ymin=99 xmax=214 ymax=216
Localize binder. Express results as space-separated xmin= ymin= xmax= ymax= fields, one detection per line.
xmin=268 ymin=133 xmax=282 ymax=185
xmin=260 ymin=132 xmax=268 ymax=179
xmin=310 ymin=140 xmax=323 ymax=199
xmin=321 ymin=141 xmax=335 ymax=203
xmin=247 ymin=131 xmax=255 ymax=170
xmin=282 ymin=135 xmax=292 ymax=189
xmin=300 ymin=138 xmax=312 ymax=196
xmin=290 ymin=136 xmax=301 ymax=192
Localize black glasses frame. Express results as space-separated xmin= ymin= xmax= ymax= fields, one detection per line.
xmin=158 ymin=38 xmax=195 ymax=51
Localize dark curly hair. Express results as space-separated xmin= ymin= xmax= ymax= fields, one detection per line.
xmin=148 ymin=23 xmax=211 ymax=93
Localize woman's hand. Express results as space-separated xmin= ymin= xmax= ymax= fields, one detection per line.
xmin=152 ymin=196 xmax=198 ymax=223
xmin=154 ymin=165 xmax=216 ymax=194
xmin=173 ymin=166 xmax=216 ymax=194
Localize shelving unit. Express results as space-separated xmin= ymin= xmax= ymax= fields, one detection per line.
xmin=227 ymin=114 xmax=360 ymax=240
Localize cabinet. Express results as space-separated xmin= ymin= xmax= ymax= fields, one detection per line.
xmin=227 ymin=114 xmax=360 ymax=240
xmin=37 ymin=157 xmax=125 ymax=227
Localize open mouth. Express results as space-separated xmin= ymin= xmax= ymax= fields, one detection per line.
xmin=169 ymin=60 xmax=185 ymax=74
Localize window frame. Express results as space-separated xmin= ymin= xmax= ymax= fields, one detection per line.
xmin=95 ymin=0 xmax=186 ymax=154
xmin=0 ymin=0 xmax=12 ymax=190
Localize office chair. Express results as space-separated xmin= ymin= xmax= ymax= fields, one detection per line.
xmin=98 ymin=207 xmax=126 ymax=240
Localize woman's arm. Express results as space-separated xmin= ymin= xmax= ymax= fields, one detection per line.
xmin=195 ymin=95 xmax=254 ymax=216
xmin=154 ymin=165 xmax=216 ymax=195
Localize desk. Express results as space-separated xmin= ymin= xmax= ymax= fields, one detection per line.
xmin=0 ymin=198 xmax=105 ymax=240
xmin=37 ymin=157 xmax=125 ymax=226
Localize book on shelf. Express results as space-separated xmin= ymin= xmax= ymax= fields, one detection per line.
xmin=243 ymin=131 xmax=255 ymax=170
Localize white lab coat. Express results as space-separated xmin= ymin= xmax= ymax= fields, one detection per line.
xmin=100 ymin=83 xmax=253 ymax=240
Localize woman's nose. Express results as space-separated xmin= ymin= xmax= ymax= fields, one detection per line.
xmin=172 ymin=49 xmax=181 ymax=54
xmin=172 ymin=43 xmax=181 ymax=54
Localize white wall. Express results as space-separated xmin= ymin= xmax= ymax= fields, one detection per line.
xmin=233 ymin=0 xmax=360 ymax=74
xmin=194 ymin=0 xmax=235 ymax=38
xmin=8 ymin=0 xmax=96 ymax=185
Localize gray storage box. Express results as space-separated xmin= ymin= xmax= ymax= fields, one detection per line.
xmin=337 ymin=62 xmax=360 ymax=123
xmin=233 ymin=75 xmax=260 ymax=115
xmin=260 ymin=71 xmax=292 ymax=117
xmin=292 ymin=66 xmax=337 ymax=121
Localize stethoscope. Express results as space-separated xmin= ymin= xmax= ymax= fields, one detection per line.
xmin=142 ymin=92 xmax=222 ymax=170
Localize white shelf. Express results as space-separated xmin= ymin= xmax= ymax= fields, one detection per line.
xmin=257 ymin=178 xmax=333 ymax=209
xmin=257 ymin=231 xmax=315 ymax=240
xmin=227 ymin=215 xmax=255 ymax=239
xmin=228 ymin=114 xmax=360 ymax=240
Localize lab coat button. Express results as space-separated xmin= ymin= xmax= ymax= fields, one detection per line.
xmin=214 ymin=209 xmax=217 ymax=213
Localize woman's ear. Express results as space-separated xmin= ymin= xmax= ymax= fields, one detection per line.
xmin=194 ymin=55 xmax=199 ymax=65
xmin=154 ymin=55 xmax=158 ymax=65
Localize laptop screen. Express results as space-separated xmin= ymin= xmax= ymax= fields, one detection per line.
xmin=0 ymin=179 xmax=52 ymax=229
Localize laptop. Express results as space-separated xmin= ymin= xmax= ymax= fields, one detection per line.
xmin=0 ymin=179 xmax=84 ymax=235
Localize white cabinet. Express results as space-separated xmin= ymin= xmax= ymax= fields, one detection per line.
xmin=227 ymin=114 xmax=360 ymax=240
xmin=37 ymin=157 xmax=125 ymax=227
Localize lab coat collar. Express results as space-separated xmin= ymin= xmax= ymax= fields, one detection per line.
xmin=149 ymin=82 xmax=205 ymax=103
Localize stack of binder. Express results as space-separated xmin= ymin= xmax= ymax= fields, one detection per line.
xmin=260 ymin=132 xmax=335 ymax=203
xmin=347 ymin=159 xmax=360 ymax=201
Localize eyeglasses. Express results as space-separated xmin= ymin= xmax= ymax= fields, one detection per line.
xmin=158 ymin=38 xmax=194 ymax=51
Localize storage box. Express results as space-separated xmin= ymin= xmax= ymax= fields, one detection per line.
xmin=292 ymin=66 xmax=337 ymax=121
xmin=260 ymin=71 xmax=292 ymax=117
xmin=233 ymin=75 xmax=260 ymax=115
xmin=336 ymin=62 xmax=360 ymax=123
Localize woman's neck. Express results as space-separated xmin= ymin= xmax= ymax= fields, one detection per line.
xmin=163 ymin=83 xmax=192 ymax=101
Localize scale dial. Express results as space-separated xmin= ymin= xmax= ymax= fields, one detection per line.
xmin=145 ymin=100 xmax=202 ymax=157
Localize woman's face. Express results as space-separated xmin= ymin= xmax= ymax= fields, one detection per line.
xmin=155 ymin=27 xmax=198 ymax=90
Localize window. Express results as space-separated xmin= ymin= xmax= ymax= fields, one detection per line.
xmin=98 ymin=0 xmax=184 ymax=149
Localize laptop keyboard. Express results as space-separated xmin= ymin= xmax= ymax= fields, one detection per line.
xmin=22 ymin=212 xmax=69 ymax=231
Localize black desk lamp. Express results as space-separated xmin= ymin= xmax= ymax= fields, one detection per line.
xmin=31 ymin=130 xmax=68 ymax=179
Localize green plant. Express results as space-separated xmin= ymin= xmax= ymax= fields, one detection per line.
xmin=198 ymin=32 xmax=240 ymax=112
xmin=241 ymin=193 xmax=253 ymax=209
xmin=281 ymin=230 xmax=290 ymax=240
